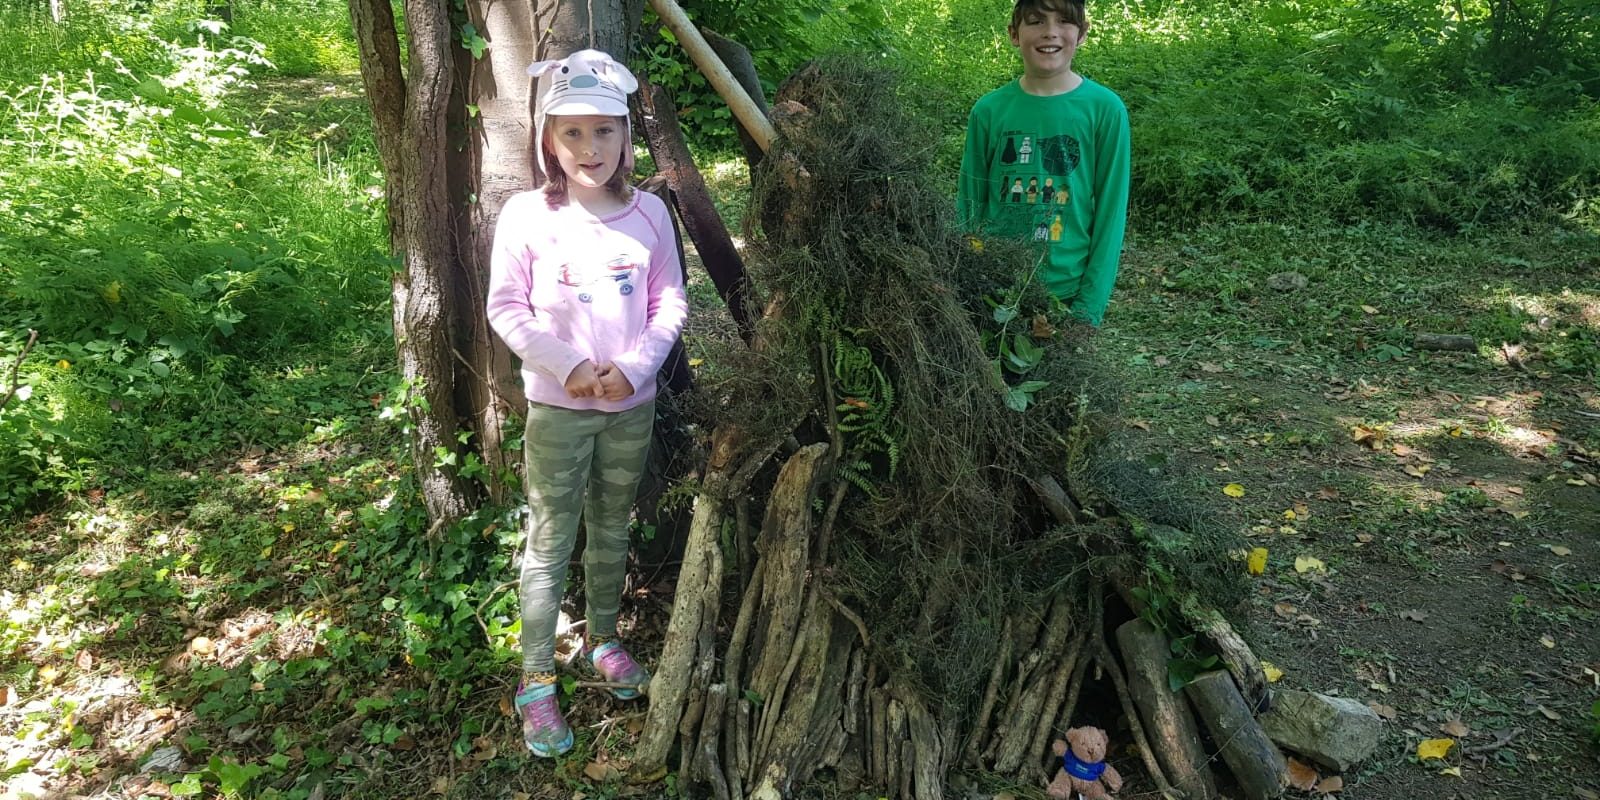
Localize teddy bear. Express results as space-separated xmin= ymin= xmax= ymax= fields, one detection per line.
xmin=1046 ymin=726 xmax=1122 ymax=800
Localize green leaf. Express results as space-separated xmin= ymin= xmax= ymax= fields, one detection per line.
xmin=170 ymin=774 xmax=205 ymax=796
xmin=992 ymin=305 xmax=1018 ymax=324
xmin=1004 ymin=387 xmax=1031 ymax=412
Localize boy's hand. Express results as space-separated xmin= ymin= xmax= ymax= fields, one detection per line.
xmin=595 ymin=362 xmax=635 ymax=401
xmin=564 ymin=360 xmax=604 ymax=399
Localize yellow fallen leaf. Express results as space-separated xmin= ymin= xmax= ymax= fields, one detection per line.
xmin=1223 ymin=483 xmax=1246 ymax=498
xmin=330 ymin=540 xmax=347 ymax=555
xmin=282 ymin=523 xmax=295 ymax=533
xmin=1539 ymin=634 xmax=1555 ymax=649
xmin=57 ymin=359 xmax=71 ymax=370
xmin=1283 ymin=509 xmax=1297 ymax=521
xmin=688 ymin=357 xmax=704 ymax=367
xmin=1361 ymin=304 xmax=1379 ymax=314
xmin=1262 ymin=661 xmax=1285 ymax=683
xmin=1439 ymin=766 xmax=1462 ymax=777
xmin=1417 ymin=738 xmax=1454 ymax=760
xmin=1247 ymin=547 xmax=1269 ymax=576
xmin=1294 ymin=555 xmax=1326 ymax=574
xmin=1549 ymin=545 xmax=1571 ymax=556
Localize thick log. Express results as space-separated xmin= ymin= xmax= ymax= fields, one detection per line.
xmin=635 ymin=427 xmax=744 ymax=773
xmin=1413 ymin=333 xmax=1476 ymax=351
xmin=896 ymin=686 xmax=945 ymax=800
xmin=746 ymin=444 xmax=830 ymax=700
xmin=635 ymin=78 xmax=757 ymax=341
xmin=698 ymin=684 xmax=731 ymax=800
xmin=1185 ymin=670 xmax=1288 ymax=800
xmin=1116 ymin=620 xmax=1219 ymax=800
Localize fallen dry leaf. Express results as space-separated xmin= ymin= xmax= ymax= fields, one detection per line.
xmin=1247 ymin=547 xmax=1269 ymax=576
xmin=1318 ymin=486 xmax=1341 ymax=500
xmin=431 ymin=776 xmax=450 ymax=794
xmin=1355 ymin=532 xmax=1375 ymax=544
xmin=1368 ymin=702 xmax=1397 ymax=720
xmin=1549 ymin=545 xmax=1572 ymax=557
xmin=1294 ymin=555 xmax=1327 ymax=574
xmin=499 ymin=693 xmax=516 ymax=717
xmin=1536 ymin=705 xmax=1561 ymax=720
xmin=1361 ymin=304 xmax=1379 ymax=314
xmin=1403 ymin=463 xmax=1432 ymax=478
xmin=0 ymin=686 xmax=14 ymax=707
xmin=1539 ymin=634 xmax=1555 ymax=649
xmin=1439 ymin=719 xmax=1470 ymax=738
xmin=1417 ymin=738 xmax=1454 ymax=760
xmin=1286 ymin=757 xmax=1319 ymax=791
xmin=1399 ymin=609 xmax=1429 ymax=622
xmin=1439 ymin=766 xmax=1463 ymax=777
xmin=1273 ymin=602 xmax=1299 ymax=618
xmin=1200 ymin=361 xmax=1225 ymax=373
xmin=1315 ymin=775 xmax=1344 ymax=794
xmin=1507 ymin=486 xmax=1525 ymax=495
xmin=190 ymin=636 xmax=216 ymax=656
xmin=1127 ymin=419 xmax=1151 ymax=432
xmin=1262 ymin=661 xmax=1285 ymax=683
xmin=75 ymin=650 xmax=94 ymax=671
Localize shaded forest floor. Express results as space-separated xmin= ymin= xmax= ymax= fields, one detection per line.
xmin=3 ymin=126 xmax=1598 ymax=800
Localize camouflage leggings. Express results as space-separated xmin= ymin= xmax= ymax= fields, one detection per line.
xmin=519 ymin=400 xmax=654 ymax=673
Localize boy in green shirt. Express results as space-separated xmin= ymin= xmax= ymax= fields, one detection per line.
xmin=957 ymin=0 xmax=1131 ymax=328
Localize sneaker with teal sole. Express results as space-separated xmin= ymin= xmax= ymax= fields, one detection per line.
xmin=588 ymin=640 xmax=650 ymax=700
xmin=515 ymin=680 xmax=573 ymax=757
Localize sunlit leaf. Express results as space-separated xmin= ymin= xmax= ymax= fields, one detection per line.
xmin=1417 ymin=738 xmax=1454 ymax=760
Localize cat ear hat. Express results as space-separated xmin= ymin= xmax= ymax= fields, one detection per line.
xmin=528 ymin=49 xmax=640 ymax=172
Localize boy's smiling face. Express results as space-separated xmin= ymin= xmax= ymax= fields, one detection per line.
xmin=1009 ymin=5 xmax=1087 ymax=81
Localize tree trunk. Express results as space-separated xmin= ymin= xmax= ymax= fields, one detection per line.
xmin=351 ymin=0 xmax=646 ymax=526
xmin=350 ymin=0 xmax=477 ymax=526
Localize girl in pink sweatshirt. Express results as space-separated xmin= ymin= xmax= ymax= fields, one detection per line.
xmin=485 ymin=49 xmax=688 ymax=758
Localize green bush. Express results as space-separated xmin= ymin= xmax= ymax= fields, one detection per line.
xmin=0 ymin=9 xmax=389 ymax=514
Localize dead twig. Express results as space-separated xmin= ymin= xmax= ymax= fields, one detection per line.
xmin=1 ymin=329 xmax=39 ymax=411
xmin=1464 ymin=727 xmax=1523 ymax=756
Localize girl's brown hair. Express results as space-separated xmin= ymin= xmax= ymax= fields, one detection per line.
xmin=539 ymin=117 xmax=633 ymax=209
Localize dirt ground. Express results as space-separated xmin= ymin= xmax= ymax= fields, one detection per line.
xmin=1083 ymin=229 xmax=1600 ymax=800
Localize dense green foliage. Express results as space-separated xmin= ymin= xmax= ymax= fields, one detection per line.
xmin=1 ymin=2 xmax=1596 ymax=798
xmin=883 ymin=0 xmax=1600 ymax=229
xmin=0 ymin=0 xmax=386 ymax=513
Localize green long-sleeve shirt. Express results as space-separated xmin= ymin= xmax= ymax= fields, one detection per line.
xmin=956 ymin=78 xmax=1131 ymax=326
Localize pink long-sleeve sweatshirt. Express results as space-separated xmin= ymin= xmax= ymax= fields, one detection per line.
xmin=486 ymin=188 xmax=688 ymax=412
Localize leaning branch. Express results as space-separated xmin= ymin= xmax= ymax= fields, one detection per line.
xmin=0 ymin=329 xmax=39 ymax=411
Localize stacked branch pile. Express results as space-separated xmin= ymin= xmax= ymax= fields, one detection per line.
xmin=634 ymin=58 xmax=1293 ymax=800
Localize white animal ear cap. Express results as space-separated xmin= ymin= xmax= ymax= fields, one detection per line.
xmin=530 ymin=49 xmax=637 ymax=119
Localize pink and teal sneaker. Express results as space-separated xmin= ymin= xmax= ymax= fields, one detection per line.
xmin=588 ymin=640 xmax=650 ymax=700
xmin=514 ymin=680 xmax=573 ymax=757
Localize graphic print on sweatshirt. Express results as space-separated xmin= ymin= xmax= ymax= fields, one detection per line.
xmin=558 ymin=255 xmax=640 ymax=303
xmin=995 ymin=131 xmax=1081 ymax=243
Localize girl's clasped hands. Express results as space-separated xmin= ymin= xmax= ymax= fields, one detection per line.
xmin=563 ymin=359 xmax=634 ymax=400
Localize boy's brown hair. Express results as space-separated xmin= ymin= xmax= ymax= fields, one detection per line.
xmin=539 ymin=119 xmax=633 ymax=209
xmin=1009 ymin=0 xmax=1088 ymax=33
